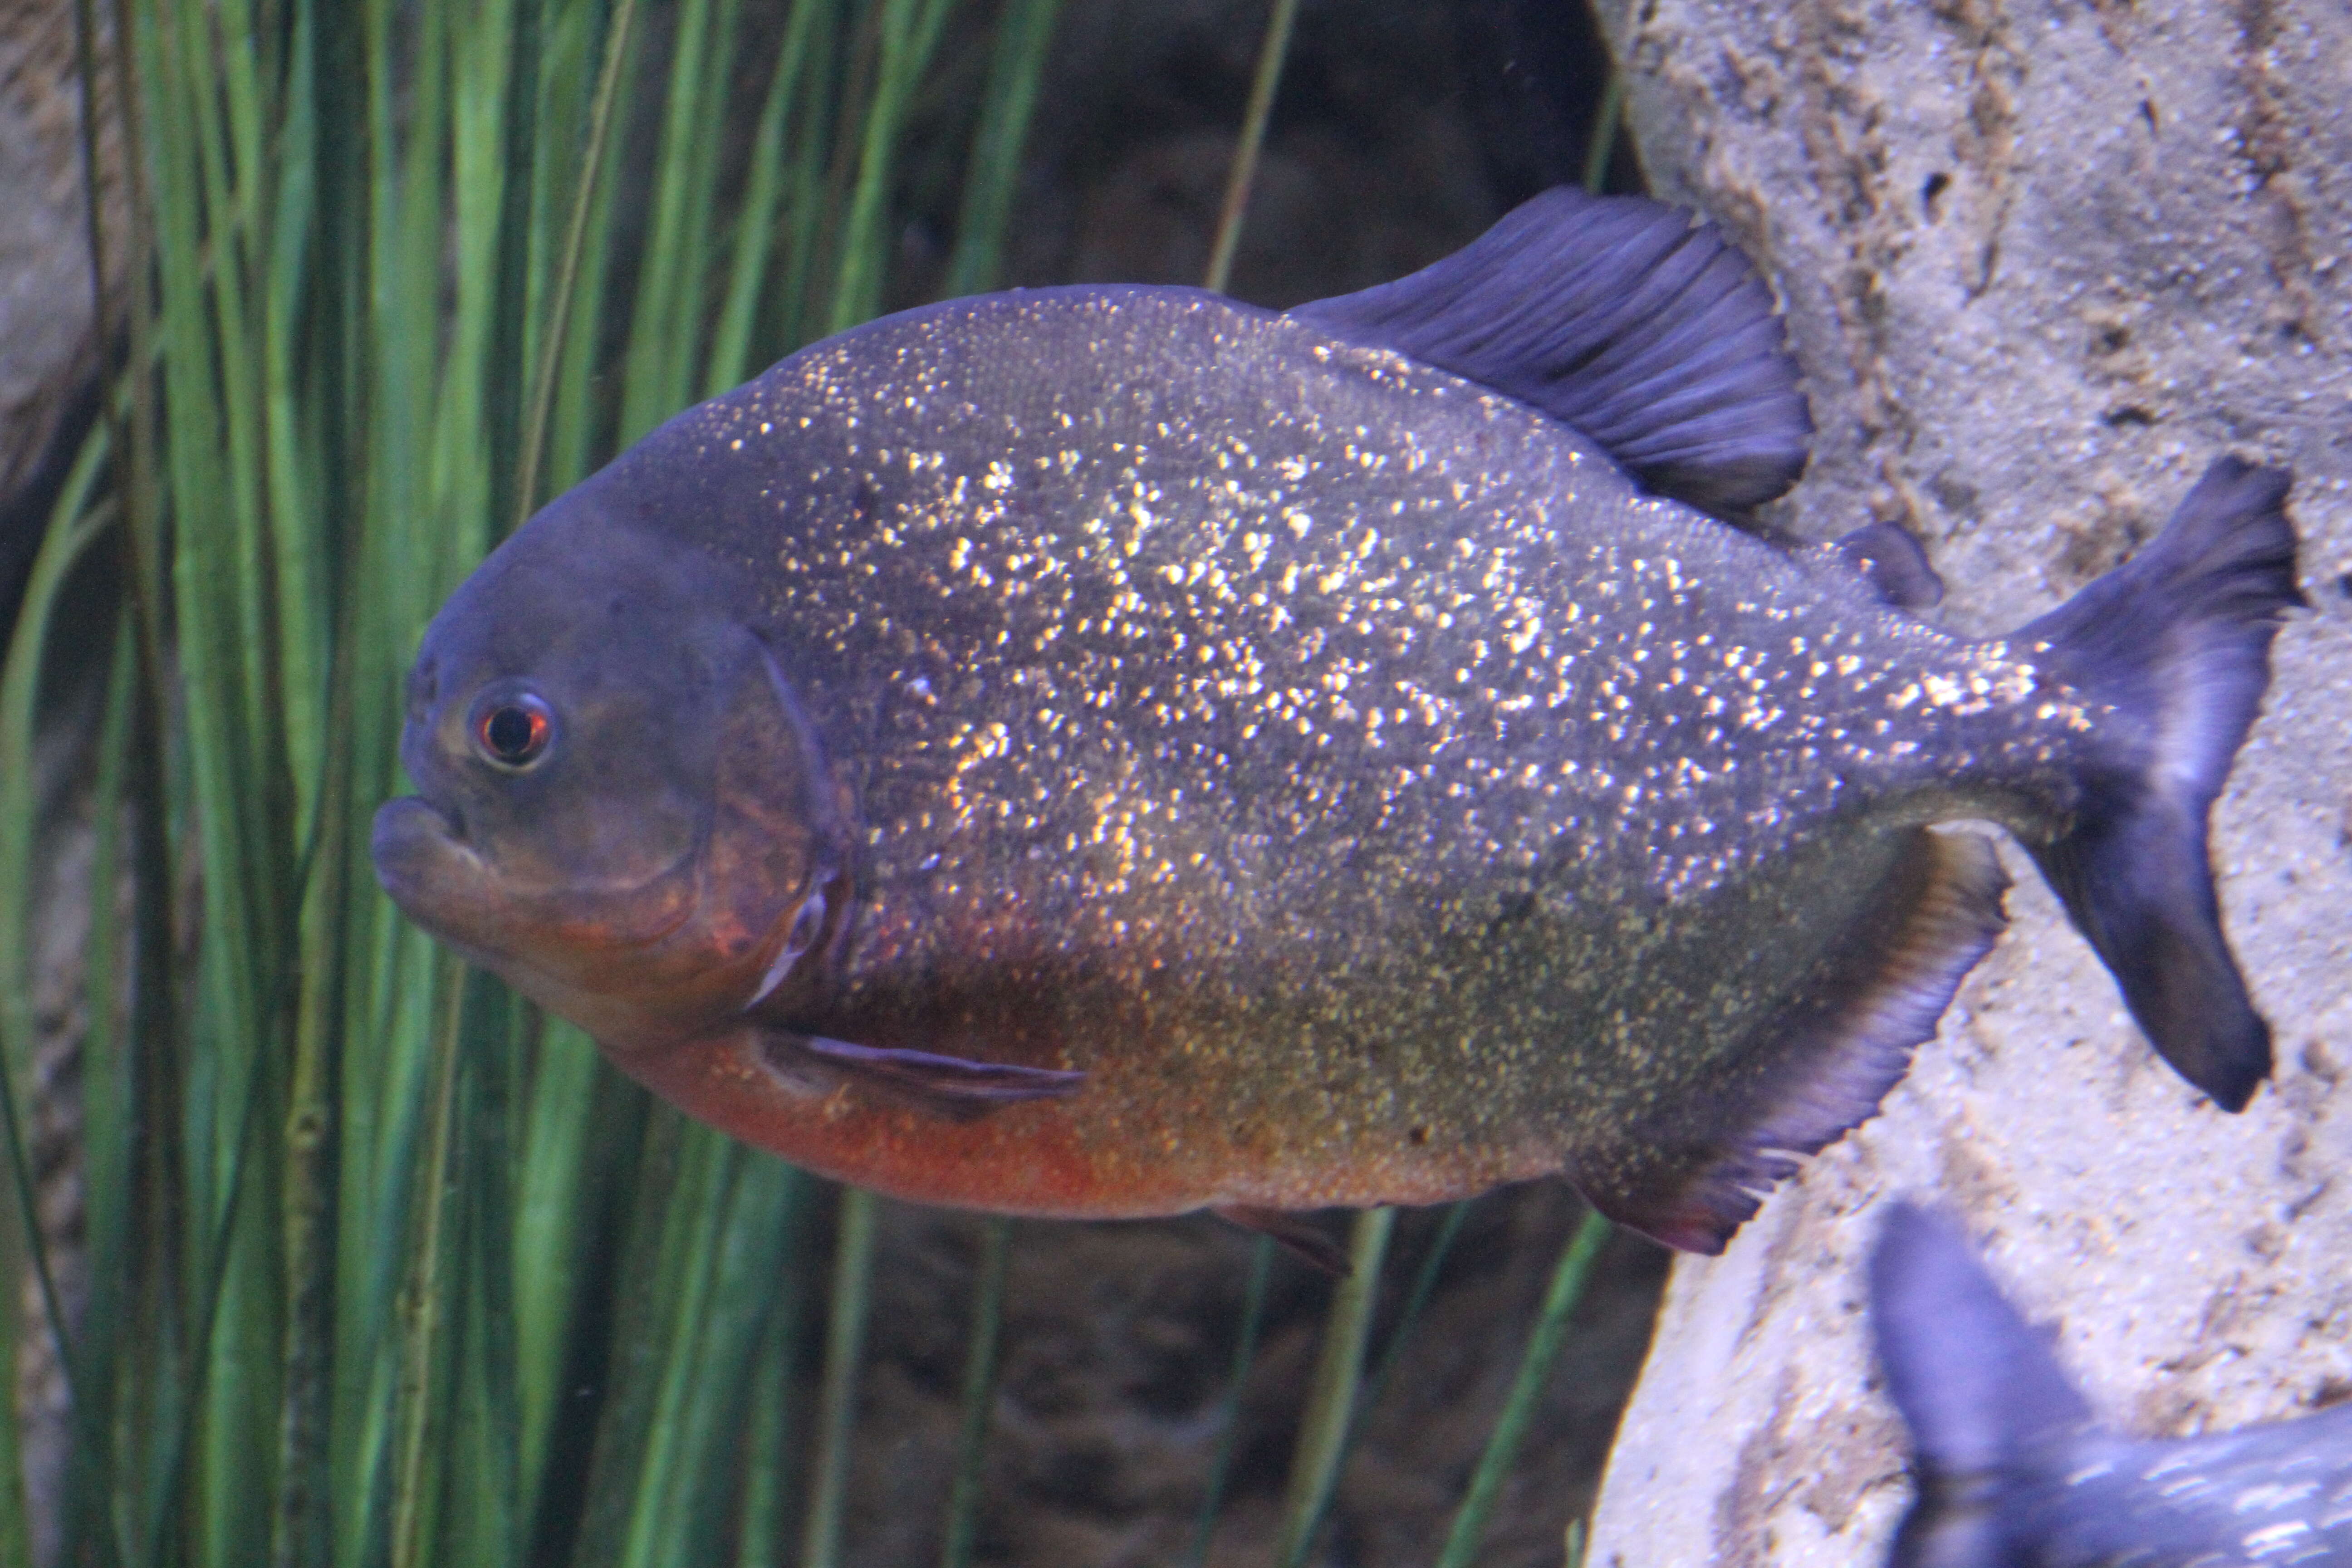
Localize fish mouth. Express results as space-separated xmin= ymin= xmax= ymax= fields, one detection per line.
xmin=370 ymin=794 xmax=703 ymax=975
xmin=371 ymin=796 xmax=479 ymax=906
xmin=370 ymin=795 xmax=509 ymax=961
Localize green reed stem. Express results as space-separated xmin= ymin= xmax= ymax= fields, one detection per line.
xmin=1274 ymin=1208 xmax=1394 ymax=1568
xmin=275 ymin=587 xmax=348 ymax=1568
xmin=387 ymin=959 xmax=468 ymax=1568
xmin=705 ymin=0 xmax=822 ymax=395
xmin=1352 ymin=1202 xmax=1467 ymax=1437
xmin=1433 ymin=1210 xmax=1612 ymax=1568
xmin=618 ymin=0 xmax=723 ymax=443
xmin=1202 ymin=0 xmax=1298 ymax=294
xmin=140 ymin=975 xmax=278 ymax=1564
xmin=1180 ymin=1233 xmax=1273 ymax=1568
xmin=63 ymin=610 xmax=137 ymax=1568
xmin=0 ymin=475 xmax=112 ymax=1370
xmin=941 ymin=0 xmax=1063 ymax=297
xmin=620 ymin=1150 xmax=804 ymax=1568
xmin=827 ymin=0 xmax=957 ymax=332
xmin=940 ymin=1216 xmax=1014 ymax=1568
xmin=512 ymin=0 xmax=641 ymax=530
xmin=735 ymin=1197 xmax=815 ymax=1568
xmin=0 ymin=445 xmax=114 ymax=1568
xmin=801 ymin=1186 xmax=880 ymax=1568
xmin=1288 ymin=1200 xmax=1473 ymax=1563
xmin=1582 ymin=68 xmax=1626 ymax=195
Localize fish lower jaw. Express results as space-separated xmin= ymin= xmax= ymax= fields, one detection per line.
xmin=369 ymin=807 xmax=490 ymax=947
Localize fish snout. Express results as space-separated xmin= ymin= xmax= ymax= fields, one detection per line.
xmin=370 ymin=796 xmax=484 ymax=926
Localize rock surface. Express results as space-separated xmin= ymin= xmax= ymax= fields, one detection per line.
xmin=1586 ymin=1 xmax=2352 ymax=1563
xmin=0 ymin=0 xmax=116 ymax=625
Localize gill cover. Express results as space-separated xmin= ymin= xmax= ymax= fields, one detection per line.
xmin=703 ymin=635 xmax=854 ymax=1021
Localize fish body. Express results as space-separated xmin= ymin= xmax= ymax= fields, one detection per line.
xmin=1872 ymin=1202 xmax=2352 ymax=1568
xmin=373 ymin=190 xmax=2300 ymax=1252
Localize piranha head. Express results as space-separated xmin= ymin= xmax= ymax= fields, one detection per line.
xmin=371 ymin=490 xmax=851 ymax=1051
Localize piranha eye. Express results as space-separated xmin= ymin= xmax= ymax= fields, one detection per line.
xmin=469 ymin=691 xmax=554 ymax=770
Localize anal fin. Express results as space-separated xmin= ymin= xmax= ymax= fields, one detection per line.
xmin=759 ymin=1032 xmax=1085 ymax=1123
xmin=1578 ymin=830 xmax=2009 ymax=1254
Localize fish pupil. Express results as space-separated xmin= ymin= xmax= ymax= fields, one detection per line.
xmin=481 ymin=704 xmax=548 ymax=764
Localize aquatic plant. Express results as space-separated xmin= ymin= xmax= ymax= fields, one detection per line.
xmin=0 ymin=1 xmax=1625 ymax=1563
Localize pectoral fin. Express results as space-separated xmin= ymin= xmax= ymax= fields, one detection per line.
xmin=759 ymin=1033 xmax=1085 ymax=1122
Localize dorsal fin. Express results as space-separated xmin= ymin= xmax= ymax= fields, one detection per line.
xmin=1870 ymin=1203 xmax=2093 ymax=1474
xmin=1289 ymin=187 xmax=1812 ymax=517
xmin=1872 ymin=1203 xmax=2096 ymax=1568
xmin=1800 ymin=523 xmax=1946 ymax=610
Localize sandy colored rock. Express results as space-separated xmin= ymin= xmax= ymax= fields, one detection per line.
xmin=1585 ymin=0 xmax=2352 ymax=1562
xmin=0 ymin=0 xmax=122 ymax=615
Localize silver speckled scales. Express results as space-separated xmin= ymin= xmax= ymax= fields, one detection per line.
xmin=601 ymin=283 xmax=2068 ymax=1248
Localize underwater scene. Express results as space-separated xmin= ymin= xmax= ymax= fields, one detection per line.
xmin=0 ymin=0 xmax=2347 ymax=1565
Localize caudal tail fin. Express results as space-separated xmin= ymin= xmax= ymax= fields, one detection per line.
xmin=2019 ymin=458 xmax=2303 ymax=1111
xmin=1872 ymin=1202 xmax=2093 ymax=1568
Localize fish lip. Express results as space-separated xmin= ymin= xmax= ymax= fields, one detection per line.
xmin=372 ymin=792 xmax=465 ymax=860
xmin=370 ymin=795 xmax=482 ymax=907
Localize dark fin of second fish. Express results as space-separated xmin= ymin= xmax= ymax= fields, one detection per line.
xmin=1212 ymin=1205 xmax=1351 ymax=1276
xmin=1871 ymin=1202 xmax=2094 ymax=1568
xmin=761 ymin=1033 xmax=1085 ymax=1123
xmin=1289 ymin=186 xmax=1812 ymax=516
xmin=1578 ymin=830 xmax=2009 ymax=1254
xmin=1805 ymin=522 xmax=1945 ymax=610
xmin=2017 ymin=458 xmax=2303 ymax=1112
